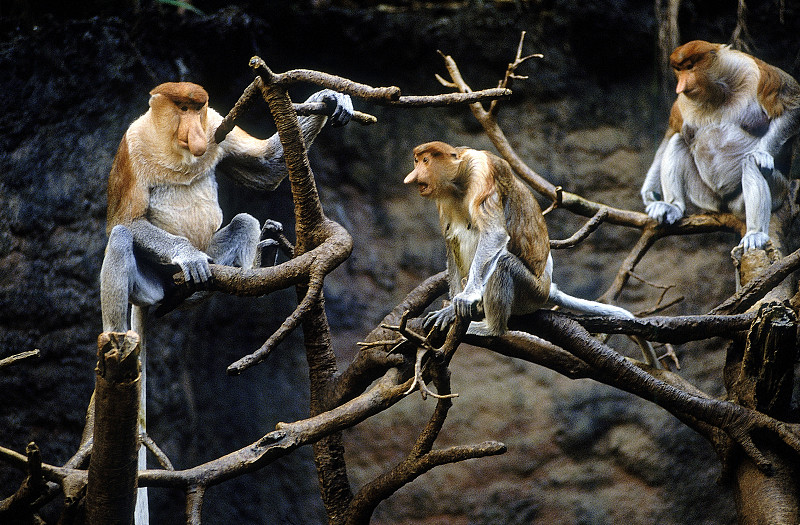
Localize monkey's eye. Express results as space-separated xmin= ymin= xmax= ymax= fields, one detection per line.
xmin=422 ymin=157 xmax=429 ymax=164
xmin=180 ymin=105 xmax=189 ymax=111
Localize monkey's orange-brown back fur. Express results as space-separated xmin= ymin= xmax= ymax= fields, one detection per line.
xmin=484 ymin=151 xmax=550 ymax=278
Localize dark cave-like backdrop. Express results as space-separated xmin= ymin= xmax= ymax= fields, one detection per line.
xmin=1 ymin=2 xmax=799 ymax=523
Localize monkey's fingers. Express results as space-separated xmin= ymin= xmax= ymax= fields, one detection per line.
xmin=294 ymin=102 xmax=376 ymax=125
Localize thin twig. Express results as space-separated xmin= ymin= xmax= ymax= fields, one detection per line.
xmin=227 ymin=279 xmax=324 ymax=375
xmin=550 ymin=207 xmax=608 ymax=249
xmin=140 ymin=433 xmax=174 ymax=471
xmin=0 ymin=350 xmax=40 ymax=370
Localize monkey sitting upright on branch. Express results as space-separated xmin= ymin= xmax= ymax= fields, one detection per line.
xmin=101 ymin=81 xmax=353 ymax=333
xmin=642 ymin=40 xmax=800 ymax=251
xmin=405 ymin=141 xmax=660 ymax=368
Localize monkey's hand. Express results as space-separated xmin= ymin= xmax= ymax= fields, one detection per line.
xmin=452 ymin=289 xmax=484 ymax=321
xmin=171 ymin=243 xmax=213 ymax=283
xmin=750 ymin=150 xmax=774 ymax=175
xmin=740 ymin=231 xmax=770 ymax=251
xmin=645 ymin=201 xmax=683 ymax=225
xmin=422 ymin=305 xmax=457 ymax=335
xmin=306 ymin=89 xmax=353 ymax=127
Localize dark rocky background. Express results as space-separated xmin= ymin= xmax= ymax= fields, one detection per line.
xmin=1 ymin=1 xmax=799 ymax=523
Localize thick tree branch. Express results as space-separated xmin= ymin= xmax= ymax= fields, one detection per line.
xmin=712 ymin=246 xmax=800 ymax=314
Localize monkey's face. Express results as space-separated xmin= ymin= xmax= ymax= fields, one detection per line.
xmin=172 ymin=99 xmax=208 ymax=158
xmin=405 ymin=143 xmax=461 ymax=198
xmin=149 ymin=84 xmax=210 ymax=162
xmin=404 ymin=156 xmax=436 ymax=197
xmin=670 ymin=40 xmax=719 ymax=100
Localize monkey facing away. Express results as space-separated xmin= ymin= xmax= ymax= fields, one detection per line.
xmin=642 ymin=40 xmax=800 ymax=250
xmin=405 ymin=141 xmax=660 ymax=368
xmin=101 ymin=82 xmax=353 ymax=332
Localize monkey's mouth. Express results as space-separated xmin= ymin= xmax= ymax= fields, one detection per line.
xmin=417 ymin=182 xmax=430 ymax=195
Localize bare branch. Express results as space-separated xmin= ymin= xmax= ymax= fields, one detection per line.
xmin=531 ymin=310 xmax=800 ymax=470
xmin=139 ymin=370 xmax=411 ymax=490
xmin=0 ymin=443 xmax=50 ymax=520
xmin=389 ymin=88 xmax=512 ymax=107
xmin=227 ymin=279 xmax=324 ymax=375
xmin=347 ymin=350 xmax=502 ymax=524
xmin=185 ymin=485 xmax=204 ymax=525
xmin=540 ymin=311 xmax=757 ymax=344
xmin=87 ymin=332 xmax=141 ymax=525
xmin=141 ymin=433 xmax=174 ymax=471
xmin=249 ymin=56 xmax=402 ymax=102
xmin=0 ymin=349 xmax=40 ymax=370
xmin=550 ymin=207 xmax=608 ymax=249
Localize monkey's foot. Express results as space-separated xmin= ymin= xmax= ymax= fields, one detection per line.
xmin=465 ymin=320 xmax=499 ymax=337
xmin=645 ymin=201 xmax=683 ymax=225
xmin=740 ymin=231 xmax=770 ymax=251
xmin=404 ymin=347 xmax=458 ymax=400
xmin=260 ymin=219 xmax=294 ymax=259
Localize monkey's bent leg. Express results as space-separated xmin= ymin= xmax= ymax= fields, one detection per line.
xmin=473 ymin=253 xmax=551 ymax=336
xmin=207 ymin=213 xmax=261 ymax=268
xmin=740 ymin=155 xmax=773 ymax=251
xmin=101 ymin=226 xmax=165 ymax=332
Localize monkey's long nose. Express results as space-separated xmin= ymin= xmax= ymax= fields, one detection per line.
xmin=187 ymin=121 xmax=207 ymax=157
xmin=403 ymin=172 xmax=416 ymax=184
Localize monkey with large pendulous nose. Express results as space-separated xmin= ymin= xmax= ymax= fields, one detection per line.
xmin=641 ymin=40 xmax=800 ymax=251
xmin=405 ymin=141 xmax=660 ymax=368
xmin=101 ymin=81 xmax=353 ymax=332
xmin=99 ymin=81 xmax=353 ymax=523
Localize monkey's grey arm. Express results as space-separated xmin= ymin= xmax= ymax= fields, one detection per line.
xmin=641 ymin=137 xmax=668 ymax=206
xmin=452 ymin=228 xmax=508 ymax=320
xmin=217 ymin=90 xmax=353 ymax=191
xmin=740 ymin=157 xmax=773 ymax=250
xmin=756 ymin=107 xmax=800 ymax=171
xmin=128 ymin=219 xmax=212 ymax=283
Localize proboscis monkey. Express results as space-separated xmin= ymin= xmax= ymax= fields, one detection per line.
xmin=101 ymin=82 xmax=352 ymax=332
xmin=641 ymin=40 xmax=800 ymax=250
xmin=406 ymin=141 xmax=660 ymax=368
xmin=99 ymin=82 xmax=352 ymax=522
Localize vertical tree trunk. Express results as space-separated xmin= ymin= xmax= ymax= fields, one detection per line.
xmin=726 ymin=202 xmax=800 ymax=524
xmin=257 ymin=72 xmax=354 ymax=523
xmin=86 ymin=331 xmax=141 ymax=525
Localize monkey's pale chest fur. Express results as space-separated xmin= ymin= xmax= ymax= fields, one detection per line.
xmin=438 ymin=203 xmax=481 ymax=280
xmin=127 ymin=117 xmax=225 ymax=251
xmin=147 ymin=174 xmax=223 ymax=251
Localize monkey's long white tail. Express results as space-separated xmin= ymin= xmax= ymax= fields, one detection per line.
xmin=548 ymin=284 xmax=661 ymax=369
xmin=131 ymin=305 xmax=150 ymax=525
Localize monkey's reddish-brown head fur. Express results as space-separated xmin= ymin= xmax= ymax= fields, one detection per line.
xmin=147 ymin=82 xmax=210 ymax=158
xmin=405 ymin=141 xmax=461 ymax=198
xmin=669 ymin=40 xmax=725 ymax=102
xmin=150 ymin=82 xmax=209 ymax=106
